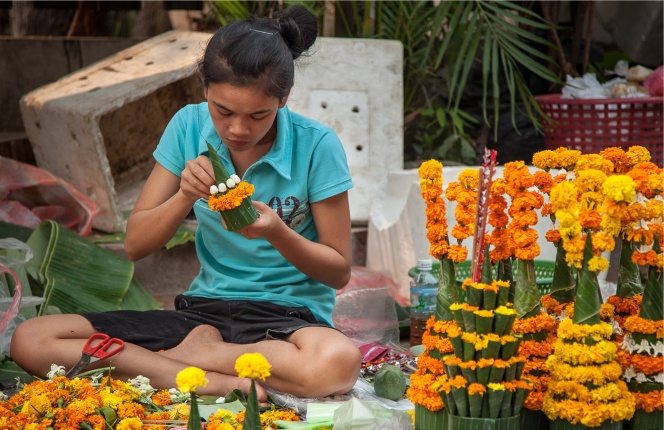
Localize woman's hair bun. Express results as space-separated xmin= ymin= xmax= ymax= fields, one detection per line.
xmin=276 ymin=5 xmax=318 ymax=59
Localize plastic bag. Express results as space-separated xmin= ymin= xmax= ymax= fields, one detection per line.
xmin=332 ymin=397 xmax=413 ymax=430
xmin=0 ymin=156 xmax=98 ymax=236
xmin=0 ymin=238 xmax=44 ymax=358
xmin=561 ymin=73 xmax=623 ymax=99
xmin=644 ymin=65 xmax=664 ymax=97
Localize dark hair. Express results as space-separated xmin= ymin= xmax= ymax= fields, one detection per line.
xmin=199 ymin=5 xmax=318 ymax=100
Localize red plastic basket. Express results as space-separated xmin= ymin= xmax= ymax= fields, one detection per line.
xmin=535 ymin=94 xmax=664 ymax=166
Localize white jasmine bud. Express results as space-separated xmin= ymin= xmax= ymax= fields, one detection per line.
xmin=218 ymin=183 xmax=227 ymax=193
xmin=210 ymin=185 xmax=219 ymax=195
xmin=226 ymin=178 xmax=235 ymax=189
xmin=230 ymin=174 xmax=241 ymax=184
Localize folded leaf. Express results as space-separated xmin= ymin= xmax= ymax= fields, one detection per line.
xmin=550 ymin=243 xmax=575 ymax=304
xmin=639 ymin=236 xmax=663 ymax=321
xmin=436 ymin=255 xmax=458 ymax=321
xmin=514 ymin=259 xmax=540 ymax=319
xmin=616 ymin=239 xmax=644 ymax=299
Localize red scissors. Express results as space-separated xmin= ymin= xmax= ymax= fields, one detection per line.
xmin=65 ymin=333 xmax=125 ymax=378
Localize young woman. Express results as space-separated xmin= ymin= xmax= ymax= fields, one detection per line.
xmin=11 ymin=5 xmax=361 ymax=402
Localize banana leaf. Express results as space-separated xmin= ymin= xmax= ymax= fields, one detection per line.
xmin=573 ymin=234 xmax=601 ymax=325
xmin=514 ymin=259 xmax=540 ymax=319
xmin=616 ymin=239 xmax=644 ymax=299
xmin=550 ymin=243 xmax=576 ymax=304
xmin=481 ymin=245 xmax=494 ymax=285
xmin=25 ymin=220 xmax=150 ymax=316
xmin=436 ymin=255 xmax=458 ymax=321
xmin=639 ymin=237 xmax=663 ymax=321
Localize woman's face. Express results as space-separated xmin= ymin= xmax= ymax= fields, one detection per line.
xmin=205 ymin=82 xmax=286 ymax=153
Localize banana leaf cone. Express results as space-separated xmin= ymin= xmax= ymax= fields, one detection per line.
xmin=573 ymin=234 xmax=602 ymax=326
xmin=495 ymin=258 xmax=515 ymax=304
xmin=462 ymin=307 xmax=478 ymax=332
xmin=550 ymin=242 xmax=576 ymax=304
xmin=514 ymin=259 xmax=541 ymax=319
xmin=451 ymin=385 xmax=470 ymax=417
xmin=460 ymin=364 xmax=478 ymax=384
xmin=639 ymin=236 xmax=663 ymax=322
xmin=451 ymin=304 xmax=466 ymax=331
xmin=499 ymin=390 xmax=514 ymax=418
xmin=206 ymin=141 xmax=259 ymax=231
xmin=483 ymin=288 xmax=498 ymax=311
xmin=493 ymin=312 xmax=511 ymax=336
xmin=514 ymin=360 xmax=525 ymax=380
xmin=467 ymin=283 xmax=484 ymax=308
xmin=503 ymin=362 xmax=517 ymax=382
xmin=243 ymin=379 xmax=262 ymax=430
xmin=489 ymin=365 xmax=506 ymax=383
xmin=463 ymin=339 xmax=476 ymax=362
xmin=187 ymin=391 xmax=203 ymax=430
xmin=481 ymin=244 xmax=494 ymax=285
xmin=475 ymin=311 xmax=494 ymax=335
xmin=630 ymin=408 xmax=664 ymax=430
xmin=477 ymin=363 xmax=492 ymax=385
xmin=500 ymin=336 xmax=521 ymax=360
xmin=482 ymin=392 xmax=491 ymax=418
xmin=513 ymin=386 xmax=528 ymax=417
xmin=616 ymin=238 xmax=644 ymax=299
xmin=450 ymin=333 xmax=465 ymax=360
xmin=497 ymin=283 xmax=511 ymax=307
xmin=468 ymin=392 xmax=484 ymax=418
xmin=436 ymin=254 xmax=459 ymax=321
xmin=482 ymin=338 xmax=502 ymax=360
xmin=444 ymin=356 xmax=462 ymax=378
xmin=415 ymin=404 xmax=450 ymax=429
xmin=487 ymin=386 xmax=506 ymax=419
xmin=441 ymin=386 xmax=458 ymax=416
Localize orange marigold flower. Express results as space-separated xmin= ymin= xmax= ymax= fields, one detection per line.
xmin=634 ymin=390 xmax=664 ymax=412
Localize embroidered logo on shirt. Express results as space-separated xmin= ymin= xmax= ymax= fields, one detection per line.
xmin=269 ymin=196 xmax=308 ymax=229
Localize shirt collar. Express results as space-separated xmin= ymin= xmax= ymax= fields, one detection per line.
xmin=198 ymin=102 xmax=292 ymax=180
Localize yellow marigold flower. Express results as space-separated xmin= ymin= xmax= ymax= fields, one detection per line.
xmin=532 ymin=150 xmax=558 ymax=170
xmin=116 ymin=417 xmax=144 ymax=430
xmin=169 ymin=402 xmax=191 ymax=420
xmin=495 ymin=306 xmax=516 ymax=316
xmin=20 ymin=394 xmax=52 ymax=418
xmin=487 ymin=383 xmax=506 ymax=391
xmin=550 ymin=181 xmax=579 ymax=213
xmin=576 ymin=169 xmax=607 ymax=193
xmin=603 ymin=175 xmax=636 ymax=203
xmin=600 ymin=147 xmax=629 ymax=173
xmin=235 ymin=353 xmax=272 ymax=381
xmin=626 ymin=145 xmax=652 ymax=166
xmin=575 ymin=153 xmax=614 ymax=175
xmin=588 ymin=256 xmax=609 ymax=272
xmin=458 ymin=168 xmax=479 ymax=189
xmin=176 ymin=366 xmax=208 ymax=393
xmin=556 ymin=148 xmax=582 ymax=170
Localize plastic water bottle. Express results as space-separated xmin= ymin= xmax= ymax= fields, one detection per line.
xmin=409 ymin=258 xmax=438 ymax=347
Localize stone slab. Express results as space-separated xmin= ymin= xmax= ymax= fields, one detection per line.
xmin=20 ymin=30 xmax=210 ymax=232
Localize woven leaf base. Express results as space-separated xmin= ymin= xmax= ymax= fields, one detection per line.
xmin=550 ymin=419 xmax=623 ymax=430
xmin=629 ymin=409 xmax=663 ymax=430
xmin=415 ymin=406 xmax=522 ymax=430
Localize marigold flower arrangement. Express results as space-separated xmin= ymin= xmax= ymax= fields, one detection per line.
xmin=206 ymin=141 xmax=259 ymax=231
xmin=543 ymin=234 xmax=636 ymax=429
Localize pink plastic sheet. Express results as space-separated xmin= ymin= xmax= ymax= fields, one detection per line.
xmin=0 ymin=156 xmax=98 ymax=236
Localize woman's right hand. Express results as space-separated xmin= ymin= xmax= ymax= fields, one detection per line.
xmin=180 ymin=155 xmax=216 ymax=202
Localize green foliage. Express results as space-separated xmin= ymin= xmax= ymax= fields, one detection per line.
xmin=210 ymin=1 xmax=561 ymax=165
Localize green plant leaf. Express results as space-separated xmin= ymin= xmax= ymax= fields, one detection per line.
xmin=436 ymin=255 xmax=458 ymax=321
xmin=206 ymin=141 xmax=232 ymax=185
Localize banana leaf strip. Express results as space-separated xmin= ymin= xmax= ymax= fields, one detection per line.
xmin=573 ymin=234 xmax=601 ymax=325
xmin=436 ymin=255 xmax=458 ymax=321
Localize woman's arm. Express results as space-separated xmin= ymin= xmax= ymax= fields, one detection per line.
xmin=238 ymin=192 xmax=352 ymax=289
xmin=124 ymin=156 xmax=215 ymax=261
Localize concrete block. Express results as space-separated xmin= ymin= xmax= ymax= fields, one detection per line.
xmin=288 ymin=38 xmax=404 ymax=224
xmin=20 ymin=30 xmax=210 ymax=232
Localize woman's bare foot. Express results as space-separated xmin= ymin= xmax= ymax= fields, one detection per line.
xmin=160 ymin=325 xmax=224 ymax=365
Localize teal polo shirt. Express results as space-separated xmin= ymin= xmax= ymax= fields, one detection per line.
xmin=153 ymin=102 xmax=353 ymax=326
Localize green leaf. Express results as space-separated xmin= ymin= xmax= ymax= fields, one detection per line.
xmin=120 ymin=278 xmax=162 ymax=311
xmin=550 ymin=244 xmax=576 ymax=304
xmin=26 ymin=221 xmax=135 ymax=316
xmin=639 ymin=237 xmax=663 ymax=321
xmin=187 ymin=391 xmax=203 ymax=430
xmin=243 ymin=380 xmax=262 ymax=430
xmin=206 ymin=141 xmax=232 ymax=185
xmin=573 ymin=234 xmax=601 ymax=325
xmin=514 ymin=259 xmax=541 ymax=319
xmin=616 ymin=240 xmax=644 ymax=299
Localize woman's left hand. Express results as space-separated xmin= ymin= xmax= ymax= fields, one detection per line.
xmin=228 ymin=201 xmax=281 ymax=240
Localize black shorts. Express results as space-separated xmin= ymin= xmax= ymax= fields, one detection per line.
xmin=83 ymin=295 xmax=332 ymax=351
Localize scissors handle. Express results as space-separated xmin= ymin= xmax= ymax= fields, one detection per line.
xmin=83 ymin=333 xmax=125 ymax=360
